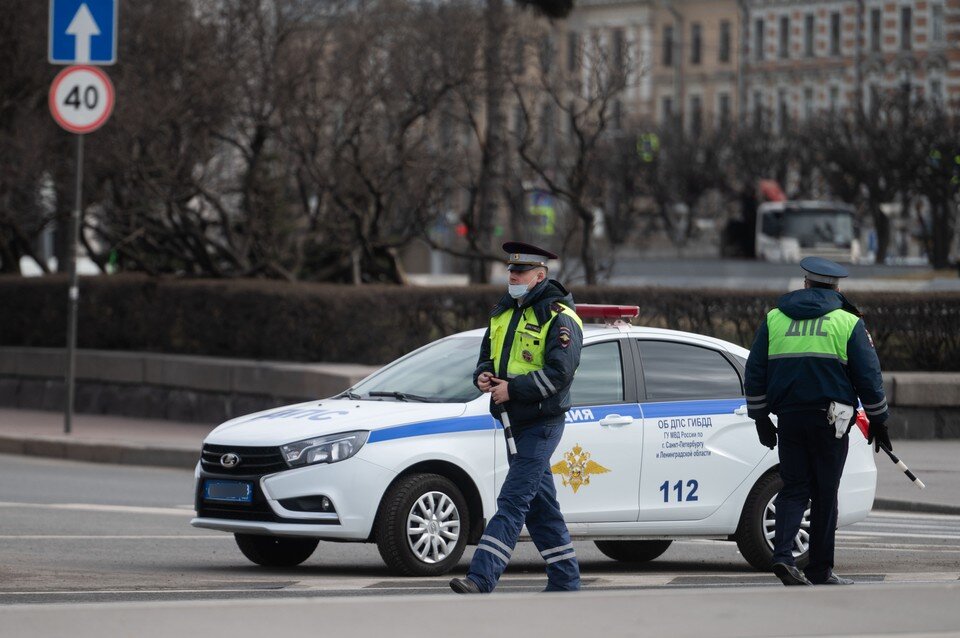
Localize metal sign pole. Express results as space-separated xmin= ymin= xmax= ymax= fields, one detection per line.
xmin=64 ymin=133 xmax=84 ymax=435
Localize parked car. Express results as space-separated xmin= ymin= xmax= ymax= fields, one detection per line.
xmin=191 ymin=305 xmax=877 ymax=575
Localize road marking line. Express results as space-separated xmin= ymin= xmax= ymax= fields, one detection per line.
xmin=0 ymin=502 xmax=192 ymax=516
xmin=851 ymin=523 xmax=960 ymax=532
xmin=0 ymin=535 xmax=227 ymax=540
xmin=839 ymin=531 xmax=960 ymax=541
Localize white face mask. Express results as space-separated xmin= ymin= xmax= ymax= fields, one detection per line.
xmin=508 ymin=283 xmax=530 ymax=299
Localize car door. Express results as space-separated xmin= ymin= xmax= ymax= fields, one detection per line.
xmin=636 ymin=339 xmax=766 ymax=521
xmin=549 ymin=338 xmax=644 ymax=523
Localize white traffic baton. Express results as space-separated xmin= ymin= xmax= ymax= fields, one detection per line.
xmin=879 ymin=442 xmax=926 ymax=490
xmin=500 ymin=411 xmax=518 ymax=456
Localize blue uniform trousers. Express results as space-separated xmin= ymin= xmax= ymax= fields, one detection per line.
xmin=772 ymin=409 xmax=849 ymax=583
xmin=466 ymin=416 xmax=580 ymax=592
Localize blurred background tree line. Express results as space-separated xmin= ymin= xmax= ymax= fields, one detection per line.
xmin=2 ymin=0 xmax=958 ymax=284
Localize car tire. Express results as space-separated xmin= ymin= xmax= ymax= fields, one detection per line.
xmin=594 ymin=540 xmax=673 ymax=563
xmin=735 ymin=471 xmax=810 ymax=571
xmin=375 ymin=473 xmax=469 ymax=577
xmin=234 ymin=533 xmax=319 ymax=567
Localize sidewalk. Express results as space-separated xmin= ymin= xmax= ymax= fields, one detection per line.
xmin=0 ymin=408 xmax=957 ymax=514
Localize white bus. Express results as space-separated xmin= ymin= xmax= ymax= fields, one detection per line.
xmin=756 ymin=200 xmax=860 ymax=263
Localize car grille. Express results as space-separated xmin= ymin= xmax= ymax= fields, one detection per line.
xmin=200 ymin=443 xmax=286 ymax=475
xmin=196 ymin=444 xmax=338 ymax=525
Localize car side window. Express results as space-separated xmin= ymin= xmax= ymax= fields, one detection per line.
xmin=569 ymin=341 xmax=625 ymax=405
xmin=638 ymin=340 xmax=743 ymax=401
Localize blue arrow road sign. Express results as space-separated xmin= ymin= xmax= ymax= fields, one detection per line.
xmin=49 ymin=0 xmax=118 ymax=65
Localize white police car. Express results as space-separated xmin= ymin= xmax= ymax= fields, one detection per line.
xmin=191 ymin=305 xmax=877 ymax=575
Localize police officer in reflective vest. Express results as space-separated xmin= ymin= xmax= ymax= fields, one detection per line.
xmin=745 ymin=257 xmax=892 ymax=586
xmin=450 ymin=241 xmax=583 ymax=594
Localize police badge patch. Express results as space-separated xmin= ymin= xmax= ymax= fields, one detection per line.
xmin=865 ymin=328 xmax=875 ymax=348
xmin=558 ymin=326 xmax=572 ymax=348
xmin=522 ymin=350 xmax=534 ymax=362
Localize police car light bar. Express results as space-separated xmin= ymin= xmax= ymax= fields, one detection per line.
xmin=576 ymin=304 xmax=640 ymax=319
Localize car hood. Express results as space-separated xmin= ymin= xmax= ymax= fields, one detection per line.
xmin=204 ymin=399 xmax=469 ymax=447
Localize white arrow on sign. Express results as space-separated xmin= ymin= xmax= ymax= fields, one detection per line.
xmin=65 ymin=4 xmax=101 ymax=65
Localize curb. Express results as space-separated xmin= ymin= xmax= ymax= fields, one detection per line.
xmin=0 ymin=435 xmax=198 ymax=470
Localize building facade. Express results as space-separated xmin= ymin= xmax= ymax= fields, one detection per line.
xmin=743 ymin=0 xmax=960 ymax=130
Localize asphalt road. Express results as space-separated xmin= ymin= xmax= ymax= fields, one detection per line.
xmin=1 ymin=454 xmax=958 ymax=607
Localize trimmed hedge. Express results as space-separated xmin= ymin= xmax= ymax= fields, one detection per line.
xmin=1 ymin=274 xmax=958 ymax=370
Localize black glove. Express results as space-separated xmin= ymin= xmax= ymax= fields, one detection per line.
xmin=755 ymin=416 xmax=777 ymax=450
xmin=867 ymin=421 xmax=892 ymax=453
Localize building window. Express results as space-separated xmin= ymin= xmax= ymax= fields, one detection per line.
xmin=900 ymin=6 xmax=912 ymax=51
xmin=868 ymin=83 xmax=880 ymax=118
xmin=567 ymin=32 xmax=580 ymax=73
xmin=514 ymin=104 xmax=526 ymax=141
xmin=690 ymin=95 xmax=702 ymax=137
xmin=803 ymin=87 xmax=814 ymax=120
xmin=541 ymin=102 xmax=555 ymax=148
xmin=829 ymin=12 xmax=841 ymax=56
xmin=719 ymin=20 xmax=731 ymax=63
xmin=718 ymin=92 xmax=731 ymax=127
xmin=753 ymin=90 xmax=763 ymax=127
xmin=540 ymin=35 xmax=554 ymax=74
xmin=691 ymin=23 xmax=702 ymax=65
xmin=870 ymin=9 xmax=882 ymax=52
xmin=932 ymin=4 xmax=944 ymax=43
xmin=777 ymin=89 xmax=789 ymax=131
xmin=779 ymin=16 xmax=790 ymax=59
xmin=930 ymin=79 xmax=944 ymax=105
xmin=754 ymin=18 xmax=765 ymax=61
xmin=829 ymin=85 xmax=840 ymax=114
xmin=663 ymin=25 xmax=674 ymax=67
xmin=611 ymin=28 xmax=625 ymax=74
xmin=804 ymin=14 xmax=815 ymax=57
xmin=661 ymin=96 xmax=673 ymax=124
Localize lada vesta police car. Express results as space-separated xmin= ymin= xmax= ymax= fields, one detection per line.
xmin=192 ymin=305 xmax=877 ymax=575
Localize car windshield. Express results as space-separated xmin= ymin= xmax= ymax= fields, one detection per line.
xmin=348 ymin=336 xmax=484 ymax=403
xmin=762 ymin=209 xmax=854 ymax=247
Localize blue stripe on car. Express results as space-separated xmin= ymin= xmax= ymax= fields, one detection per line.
xmin=367 ymin=415 xmax=495 ymax=443
xmin=366 ymin=398 xmax=745 ymax=443
xmin=640 ymin=398 xmax=744 ymax=418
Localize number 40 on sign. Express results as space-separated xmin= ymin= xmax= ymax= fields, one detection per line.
xmin=49 ymin=65 xmax=115 ymax=134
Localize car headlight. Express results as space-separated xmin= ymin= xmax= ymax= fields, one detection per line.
xmin=280 ymin=431 xmax=369 ymax=468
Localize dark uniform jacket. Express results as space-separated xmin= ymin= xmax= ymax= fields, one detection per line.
xmin=473 ymin=279 xmax=583 ymax=428
xmin=744 ymin=288 xmax=889 ymax=424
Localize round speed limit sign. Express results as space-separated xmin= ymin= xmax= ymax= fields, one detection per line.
xmin=49 ymin=65 xmax=115 ymax=134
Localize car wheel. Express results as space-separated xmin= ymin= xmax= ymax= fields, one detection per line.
xmin=375 ymin=473 xmax=469 ymax=576
xmin=594 ymin=540 xmax=672 ymax=563
xmin=234 ymin=534 xmax=319 ymax=567
xmin=735 ymin=472 xmax=810 ymax=571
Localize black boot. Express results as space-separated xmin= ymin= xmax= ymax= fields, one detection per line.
xmin=772 ymin=562 xmax=814 ymax=586
xmin=449 ymin=577 xmax=482 ymax=594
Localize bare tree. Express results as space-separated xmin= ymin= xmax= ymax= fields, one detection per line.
xmin=462 ymin=0 xmax=575 ymax=283
xmin=508 ymin=30 xmax=634 ymax=284
xmin=909 ymin=102 xmax=960 ymax=269
xmin=0 ymin=0 xmax=63 ymax=273
xmin=281 ymin=0 xmax=483 ymax=283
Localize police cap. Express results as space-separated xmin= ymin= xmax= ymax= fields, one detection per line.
xmin=503 ymin=241 xmax=557 ymax=272
xmin=800 ymin=256 xmax=849 ymax=285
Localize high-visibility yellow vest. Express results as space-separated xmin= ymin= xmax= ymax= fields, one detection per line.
xmin=766 ymin=308 xmax=860 ymax=364
xmin=490 ymin=303 xmax=582 ymax=378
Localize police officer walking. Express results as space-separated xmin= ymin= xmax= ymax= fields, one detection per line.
xmin=450 ymin=242 xmax=583 ymax=594
xmin=745 ymin=257 xmax=892 ymax=586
